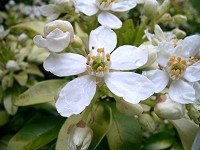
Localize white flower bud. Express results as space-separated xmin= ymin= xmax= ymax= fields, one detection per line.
xmin=68 ymin=120 xmax=93 ymax=150
xmin=154 ymin=94 xmax=185 ymax=120
xmin=18 ymin=33 xmax=28 ymax=44
xmin=138 ymin=113 xmax=156 ymax=132
xmin=188 ymin=105 xmax=200 ymax=124
xmin=116 ymin=99 xmax=143 ymax=116
xmin=6 ymin=60 xmax=20 ymax=71
xmin=143 ymin=0 xmax=159 ymax=19
xmin=172 ymin=28 xmax=186 ymax=39
xmin=173 ymin=15 xmax=187 ymax=25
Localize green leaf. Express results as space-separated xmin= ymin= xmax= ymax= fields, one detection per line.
xmin=26 ymin=63 xmax=44 ymax=77
xmin=11 ymin=21 xmax=46 ymax=35
xmin=7 ymin=116 xmax=65 ymax=150
xmin=170 ymin=118 xmax=199 ymax=150
xmin=106 ymin=102 xmax=142 ymax=150
xmin=3 ymin=93 xmax=18 ymax=115
xmin=14 ymin=71 xmax=28 ymax=86
xmin=14 ymin=80 xmax=68 ymax=106
xmin=115 ymin=19 xmax=135 ymax=47
xmin=143 ymin=132 xmax=174 ymax=150
xmin=0 ymin=110 xmax=9 ymax=126
xmin=88 ymin=101 xmax=112 ymax=150
xmin=56 ymin=114 xmax=83 ymax=150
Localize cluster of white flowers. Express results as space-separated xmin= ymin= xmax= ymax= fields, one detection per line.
xmin=33 ymin=0 xmax=200 ymax=121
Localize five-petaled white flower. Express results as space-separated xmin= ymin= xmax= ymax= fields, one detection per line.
xmin=143 ymin=35 xmax=200 ymax=104
xmin=73 ymin=0 xmax=141 ymax=29
xmin=33 ymin=20 xmax=74 ymax=52
xmin=43 ymin=26 xmax=154 ymax=117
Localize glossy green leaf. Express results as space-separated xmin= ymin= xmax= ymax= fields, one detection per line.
xmin=88 ymin=101 xmax=112 ymax=150
xmin=14 ymin=80 xmax=68 ymax=106
xmin=170 ymin=118 xmax=199 ymax=150
xmin=7 ymin=116 xmax=64 ymax=150
xmin=106 ymin=102 xmax=142 ymax=150
xmin=26 ymin=63 xmax=44 ymax=77
xmin=11 ymin=21 xmax=45 ymax=35
xmin=143 ymin=132 xmax=174 ymax=150
xmin=56 ymin=114 xmax=83 ymax=150
xmin=3 ymin=93 xmax=18 ymax=115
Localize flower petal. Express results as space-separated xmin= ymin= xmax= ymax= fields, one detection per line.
xmin=194 ymin=82 xmax=200 ymax=100
xmin=110 ymin=45 xmax=148 ymax=70
xmin=98 ymin=12 xmax=122 ymax=29
xmin=175 ymin=35 xmax=200 ymax=57
xmin=43 ymin=53 xmax=87 ymax=76
xmin=33 ymin=35 xmax=47 ymax=49
xmin=39 ymin=4 xmax=59 ymax=20
xmin=169 ymin=80 xmax=196 ymax=104
xmin=55 ymin=75 xmax=96 ymax=117
xmin=105 ymin=72 xmax=154 ymax=104
xmin=89 ymin=26 xmax=117 ymax=54
xmin=183 ymin=60 xmax=200 ymax=82
xmin=142 ymin=69 xmax=169 ymax=93
xmin=111 ymin=0 xmax=136 ymax=12
xmin=46 ymin=28 xmax=70 ymax=52
xmin=73 ymin=0 xmax=98 ymax=16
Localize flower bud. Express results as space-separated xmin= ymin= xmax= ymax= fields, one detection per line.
xmin=138 ymin=113 xmax=156 ymax=132
xmin=157 ymin=0 xmax=170 ymax=17
xmin=68 ymin=120 xmax=93 ymax=150
xmin=154 ymin=94 xmax=185 ymax=120
xmin=188 ymin=105 xmax=200 ymax=125
xmin=159 ymin=13 xmax=172 ymax=23
xmin=173 ymin=15 xmax=187 ymax=25
xmin=6 ymin=60 xmax=20 ymax=71
xmin=143 ymin=0 xmax=159 ymax=19
xmin=172 ymin=28 xmax=186 ymax=39
xmin=18 ymin=33 xmax=28 ymax=44
xmin=70 ymin=35 xmax=83 ymax=48
xmin=116 ymin=99 xmax=143 ymax=116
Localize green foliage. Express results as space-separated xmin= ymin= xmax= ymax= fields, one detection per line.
xmin=106 ymin=102 xmax=142 ymax=150
xmin=7 ymin=116 xmax=65 ymax=150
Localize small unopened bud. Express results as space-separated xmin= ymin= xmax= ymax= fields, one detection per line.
xmin=159 ymin=13 xmax=172 ymax=23
xmin=172 ymin=28 xmax=186 ymax=39
xmin=6 ymin=60 xmax=20 ymax=71
xmin=154 ymin=94 xmax=185 ymax=120
xmin=138 ymin=113 xmax=156 ymax=132
xmin=71 ymin=35 xmax=83 ymax=48
xmin=116 ymin=99 xmax=143 ymax=116
xmin=18 ymin=33 xmax=28 ymax=44
xmin=173 ymin=15 xmax=187 ymax=25
xmin=68 ymin=120 xmax=93 ymax=150
xmin=143 ymin=0 xmax=159 ymax=19
xmin=188 ymin=105 xmax=200 ymax=125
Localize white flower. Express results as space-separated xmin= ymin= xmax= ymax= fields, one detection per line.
xmin=44 ymin=26 xmax=155 ymax=117
xmin=33 ymin=20 xmax=74 ymax=52
xmin=73 ymin=0 xmax=138 ymax=29
xmin=143 ymin=35 xmax=200 ymax=104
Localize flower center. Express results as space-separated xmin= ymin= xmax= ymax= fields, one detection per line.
xmin=97 ymin=0 xmax=113 ymax=10
xmin=86 ymin=48 xmax=111 ymax=77
xmin=167 ymin=56 xmax=187 ymax=80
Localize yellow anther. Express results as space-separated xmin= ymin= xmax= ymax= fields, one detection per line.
xmin=104 ymin=66 xmax=108 ymax=72
xmin=86 ymin=65 xmax=93 ymax=72
xmin=97 ymin=66 xmax=103 ymax=72
xmin=92 ymin=46 xmax=95 ymax=50
xmin=97 ymin=48 xmax=104 ymax=53
xmin=92 ymin=56 xmax=96 ymax=60
xmin=106 ymin=53 xmax=110 ymax=61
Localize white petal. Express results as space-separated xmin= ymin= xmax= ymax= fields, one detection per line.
xmin=73 ymin=0 xmax=98 ymax=16
xmin=194 ymin=82 xmax=200 ymax=100
xmin=110 ymin=45 xmax=148 ymax=70
xmin=111 ymin=0 xmax=136 ymax=12
xmin=55 ymin=75 xmax=96 ymax=117
xmin=105 ymin=72 xmax=154 ymax=104
xmin=46 ymin=29 xmax=70 ymax=52
xmin=39 ymin=4 xmax=59 ymax=20
xmin=169 ymin=80 xmax=196 ymax=104
xmin=33 ymin=35 xmax=47 ymax=48
xmin=43 ymin=53 xmax=87 ymax=76
xmin=89 ymin=26 xmax=117 ymax=54
xmin=184 ymin=60 xmax=200 ymax=82
xmin=175 ymin=35 xmax=200 ymax=57
xmin=142 ymin=69 xmax=169 ymax=93
xmin=98 ymin=12 xmax=122 ymax=29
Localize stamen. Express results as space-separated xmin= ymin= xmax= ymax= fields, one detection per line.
xmin=106 ymin=53 xmax=110 ymax=61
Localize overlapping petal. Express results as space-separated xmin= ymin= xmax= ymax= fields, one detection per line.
xmin=142 ymin=69 xmax=169 ymax=93
xmin=169 ymin=80 xmax=196 ymax=104
xmin=89 ymin=26 xmax=117 ymax=54
xmin=111 ymin=0 xmax=136 ymax=12
xmin=33 ymin=35 xmax=47 ymax=49
xmin=55 ymin=75 xmax=96 ymax=117
xmin=183 ymin=60 xmax=200 ymax=82
xmin=73 ymin=0 xmax=98 ymax=16
xmin=105 ymin=72 xmax=154 ymax=104
xmin=98 ymin=12 xmax=122 ymax=29
xmin=110 ymin=45 xmax=148 ymax=70
xmin=43 ymin=53 xmax=87 ymax=77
